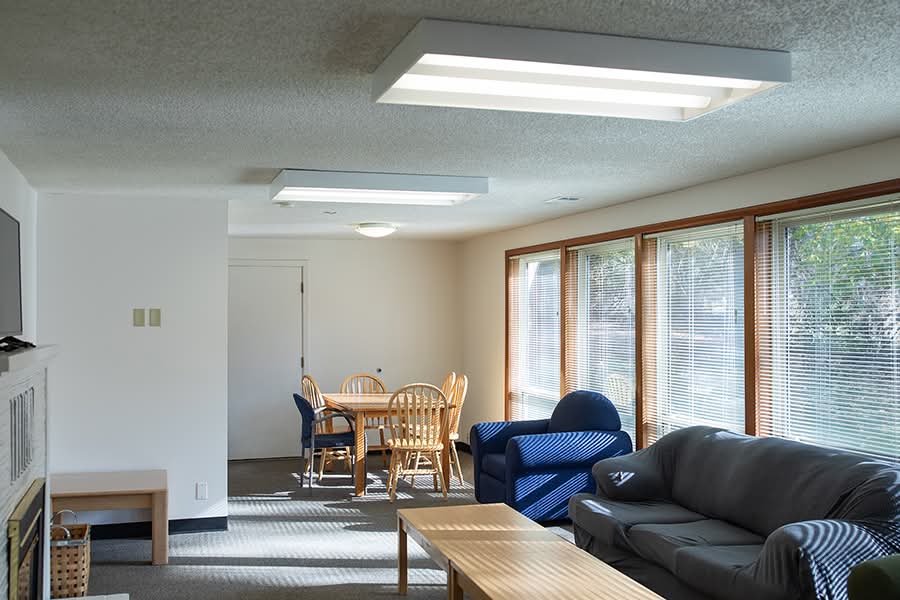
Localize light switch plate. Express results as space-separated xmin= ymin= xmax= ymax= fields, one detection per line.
xmin=195 ymin=482 xmax=208 ymax=501
xmin=132 ymin=308 xmax=146 ymax=327
xmin=149 ymin=308 xmax=161 ymax=327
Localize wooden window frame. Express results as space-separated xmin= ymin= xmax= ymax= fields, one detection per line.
xmin=504 ymin=178 xmax=900 ymax=447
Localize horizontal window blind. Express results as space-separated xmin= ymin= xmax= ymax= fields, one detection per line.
xmin=565 ymin=239 xmax=636 ymax=441
xmin=643 ymin=222 xmax=744 ymax=443
xmin=508 ymin=249 xmax=561 ymax=420
xmin=757 ymin=200 xmax=900 ymax=461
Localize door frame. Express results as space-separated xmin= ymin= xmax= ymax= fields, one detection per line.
xmin=228 ymin=257 xmax=309 ymax=390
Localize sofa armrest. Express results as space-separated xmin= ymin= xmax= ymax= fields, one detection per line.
xmin=591 ymin=448 xmax=667 ymax=501
xmin=759 ymin=520 xmax=900 ymax=599
xmin=470 ymin=419 xmax=549 ymax=457
xmin=506 ymin=430 xmax=632 ymax=474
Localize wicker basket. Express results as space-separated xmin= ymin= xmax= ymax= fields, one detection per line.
xmin=49 ymin=522 xmax=91 ymax=598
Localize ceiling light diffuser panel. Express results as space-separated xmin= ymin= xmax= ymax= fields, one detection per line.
xmin=373 ymin=20 xmax=791 ymax=121
xmin=270 ymin=169 xmax=489 ymax=205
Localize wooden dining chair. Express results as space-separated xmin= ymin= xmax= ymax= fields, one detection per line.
xmin=386 ymin=383 xmax=449 ymax=502
xmin=607 ymin=374 xmax=631 ymax=410
xmin=341 ymin=373 xmax=389 ymax=467
xmin=446 ymin=374 xmax=469 ymax=485
xmin=301 ymin=374 xmax=351 ymax=478
xmin=408 ymin=372 xmax=467 ymax=488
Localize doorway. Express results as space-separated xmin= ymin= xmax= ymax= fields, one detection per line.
xmin=227 ymin=261 xmax=305 ymax=460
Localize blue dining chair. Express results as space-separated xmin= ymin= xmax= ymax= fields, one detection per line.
xmin=293 ymin=393 xmax=357 ymax=493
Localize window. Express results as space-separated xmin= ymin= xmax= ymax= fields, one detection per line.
xmin=758 ymin=200 xmax=900 ymax=461
xmin=644 ymin=223 xmax=744 ymax=443
xmin=503 ymin=180 xmax=900 ymax=456
xmin=508 ymin=250 xmax=560 ymax=420
xmin=565 ymin=239 xmax=636 ymax=441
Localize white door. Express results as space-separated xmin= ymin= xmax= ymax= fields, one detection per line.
xmin=228 ymin=264 xmax=304 ymax=460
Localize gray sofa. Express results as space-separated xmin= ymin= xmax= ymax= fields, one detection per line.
xmin=569 ymin=426 xmax=900 ymax=600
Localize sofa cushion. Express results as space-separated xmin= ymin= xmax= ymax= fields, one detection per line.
xmin=568 ymin=493 xmax=705 ymax=549
xmin=548 ymin=390 xmax=621 ymax=433
xmin=674 ymin=545 xmax=772 ymax=600
xmin=481 ymin=453 xmax=506 ymax=481
xmin=628 ymin=519 xmax=764 ymax=573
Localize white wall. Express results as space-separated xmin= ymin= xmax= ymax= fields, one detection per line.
xmin=0 ymin=148 xmax=37 ymax=340
xmin=229 ymin=238 xmax=462 ymax=394
xmin=459 ymin=136 xmax=900 ymax=442
xmin=38 ymin=194 xmax=229 ymax=524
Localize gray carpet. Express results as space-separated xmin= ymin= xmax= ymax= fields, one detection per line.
xmin=88 ymin=453 xmax=572 ymax=599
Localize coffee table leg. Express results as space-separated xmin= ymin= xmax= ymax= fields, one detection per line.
xmin=151 ymin=490 xmax=168 ymax=565
xmin=398 ymin=517 xmax=408 ymax=595
xmin=447 ymin=564 xmax=463 ymax=600
xmin=355 ymin=412 xmax=366 ymax=496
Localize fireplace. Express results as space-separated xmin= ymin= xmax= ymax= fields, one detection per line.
xmin=1 ymin=346 xmax=54 ymax=600
xmin=7 ymin=478 xmax=45 ymax=600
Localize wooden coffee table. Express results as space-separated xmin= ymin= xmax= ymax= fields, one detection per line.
xmin=397 ymin=503 xmax=662 ymax=599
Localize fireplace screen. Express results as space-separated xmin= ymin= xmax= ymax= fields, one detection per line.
xmin=7 ymin=478 xmax=44 ymax=600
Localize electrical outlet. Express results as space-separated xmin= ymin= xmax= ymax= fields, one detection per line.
xmin=195 ymin=482 xmax=208 ymax=501
xmin=149 ymin=308 xmax=161 ymax=327
xmin=132 ymin=308 xmax=146 ymax=327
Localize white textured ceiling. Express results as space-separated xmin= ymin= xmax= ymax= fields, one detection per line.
xmin=1 ymin=1 xmax=899 ymax=239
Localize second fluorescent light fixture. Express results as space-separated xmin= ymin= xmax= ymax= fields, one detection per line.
xmin=270 ymin=169 xmax=489 ymax=206
xmin=373 ymin=20 xmax=791 ymax=121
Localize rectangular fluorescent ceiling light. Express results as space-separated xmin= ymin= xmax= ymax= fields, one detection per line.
xmin=270 ymin=169 xmax=489 ymax=206
xmin=373 ymin=20 xmax=791 ymax=121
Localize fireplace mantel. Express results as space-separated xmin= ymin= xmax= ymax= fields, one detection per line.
xmin=0 ymin=345 xmax=59 ymax=377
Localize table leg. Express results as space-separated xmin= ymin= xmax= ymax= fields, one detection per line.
xmin=355 ymin=412 xmax=366 ymax=496
xmin=447 ymin=564 xmax=463 ymax=600
xmin=151 ymin=490 xmax=168 ymax=565
xmin=441 ymin=415 xmax=451 ymax=491
xmin=398 ymin=517 xmax=408 ymax=595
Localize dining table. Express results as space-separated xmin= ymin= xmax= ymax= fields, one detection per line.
xmin=322 ymin=392 xmax=453 ymax=497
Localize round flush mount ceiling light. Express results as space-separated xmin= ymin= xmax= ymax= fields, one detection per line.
xmin=355 ymin=222 xmax=398 ymax=238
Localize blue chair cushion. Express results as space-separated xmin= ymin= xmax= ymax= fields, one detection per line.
xmin=303 ymin=432 xmax=355 ymax=449
xmin=548 ymin=390 xmax=621 ymax=433
xmin=508 ymin=431 xmax=632 ymax=472
xmin=482 ymin=453 xmax=507 ymax=482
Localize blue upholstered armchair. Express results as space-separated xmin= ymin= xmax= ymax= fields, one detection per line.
xmin=470 ymin=390 xmax=632 ymax=522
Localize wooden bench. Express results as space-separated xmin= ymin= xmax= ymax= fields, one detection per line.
xmin=51 ymin=469 xmax=168 ymax=565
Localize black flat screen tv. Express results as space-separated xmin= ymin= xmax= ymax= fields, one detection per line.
xmin=0 ymin=207 xmax=23 ymax=337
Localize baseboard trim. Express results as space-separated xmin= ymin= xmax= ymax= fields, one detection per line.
xmin=91 ymin=516 xmax=228 ymax=540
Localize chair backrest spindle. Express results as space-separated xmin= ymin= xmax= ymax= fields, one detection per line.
xmin=440 ymin=372 xmax=457 ymax=403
